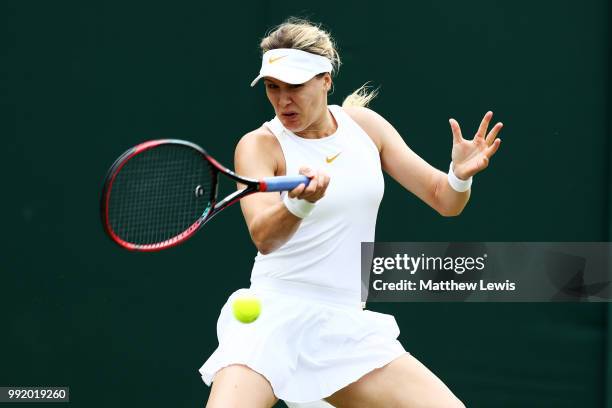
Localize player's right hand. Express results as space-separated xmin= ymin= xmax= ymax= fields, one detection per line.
xmin=288 ymin=167 xmax=330 ymax=203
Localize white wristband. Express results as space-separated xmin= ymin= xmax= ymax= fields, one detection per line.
xmin=283 ymin=194 xmax=316 ymax=218
xmin=447 ymin=162 xmax=473 ymax=192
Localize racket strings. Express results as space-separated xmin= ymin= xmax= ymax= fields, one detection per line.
xmin=107 ymin=145 xmax=212 ymax=246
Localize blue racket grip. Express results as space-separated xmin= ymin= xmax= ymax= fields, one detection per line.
xmin=261 ymin=175 xmax=311 ymax=192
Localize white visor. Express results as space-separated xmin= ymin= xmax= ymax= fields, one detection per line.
xmin=250 ymin=48 xmax=333 ymax=87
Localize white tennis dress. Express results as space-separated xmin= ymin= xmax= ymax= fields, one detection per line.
xmin=199 ymin=105 xmax=406 ymax=404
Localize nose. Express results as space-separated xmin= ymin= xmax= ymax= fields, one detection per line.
xmin=279 ymin=89 xmax=292 ymax=108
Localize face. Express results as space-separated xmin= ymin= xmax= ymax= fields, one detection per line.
xmin=263 ymin=73 xmax=331 ymax=133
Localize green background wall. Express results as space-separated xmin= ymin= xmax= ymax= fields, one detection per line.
xmin=4 ymin=1 xmax=611 ymax=407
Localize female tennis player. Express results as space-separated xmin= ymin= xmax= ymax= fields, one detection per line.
xmin=200 ymin=18 xmax=502 ymax=407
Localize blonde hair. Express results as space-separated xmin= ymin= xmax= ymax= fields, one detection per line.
xmin=259 ymin=17 xmax=377 ymax=108
xmin=341 ymin=83 xmax=379 ymax=108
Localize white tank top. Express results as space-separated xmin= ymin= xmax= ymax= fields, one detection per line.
xmin=250 ymin=105 xmax=384 ymax=299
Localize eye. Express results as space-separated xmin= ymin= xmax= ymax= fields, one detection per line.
xmin=289 ymin=84 xmax=304 ymax=89
xmin=265 ymin=83 xmax=278 ymax=89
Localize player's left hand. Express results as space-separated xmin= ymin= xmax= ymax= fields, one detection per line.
xmin=449 ymin=111 xmax=503 ymax=180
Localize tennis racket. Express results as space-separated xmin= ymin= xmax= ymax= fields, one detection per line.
xmin=100 ymin=139 xmax=310 ymax=251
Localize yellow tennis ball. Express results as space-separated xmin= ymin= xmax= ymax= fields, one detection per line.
xmin=232 ymin=296 xmax=261 ymax=323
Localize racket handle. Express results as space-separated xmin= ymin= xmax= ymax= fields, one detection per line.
xmin=261 ymin=175 xmax=311 ymax=192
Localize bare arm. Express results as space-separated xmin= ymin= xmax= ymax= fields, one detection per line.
xmin=235 ymin=129 xmax=329 ymax=254
xmin=344 ymin=107 xmax=502 ymax=216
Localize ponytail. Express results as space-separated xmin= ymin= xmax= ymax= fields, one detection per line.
xmin=342 ymin=83 xmax=379 ymax=108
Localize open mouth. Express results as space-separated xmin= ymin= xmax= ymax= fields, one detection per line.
xmin=282 ymin=112 xmax=298 ymax=118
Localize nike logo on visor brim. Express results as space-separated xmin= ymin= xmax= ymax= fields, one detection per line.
xmin=250 ymin=48 xmax=333 ymax=87
xmin=269 ymin=55 xmax=288 ymax=64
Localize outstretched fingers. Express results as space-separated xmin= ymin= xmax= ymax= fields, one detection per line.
xmin=449 ymin=119 xmax=463 ymax=144
xmin=484 ymin=138 xmax=502 ymax=158
xmin=485 ymin=122 xmax=503 ymax=145
xmin=475 ymin=111 xmax=493 ymax=139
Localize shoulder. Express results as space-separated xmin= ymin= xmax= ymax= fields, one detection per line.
xmin=341 ymin=106 xmax=386 ymax=152
xmin=235 ymin=125 xmax=284 ymax=175
xmin=236 ymin=125 xmax=278 ymax=152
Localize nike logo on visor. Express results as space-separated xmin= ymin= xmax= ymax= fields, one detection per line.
xmin=269 ymin=55 xmax=287 ymax=64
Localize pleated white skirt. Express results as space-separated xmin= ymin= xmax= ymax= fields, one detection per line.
xmin=199 ymin=277 xmax=407 ymax=404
